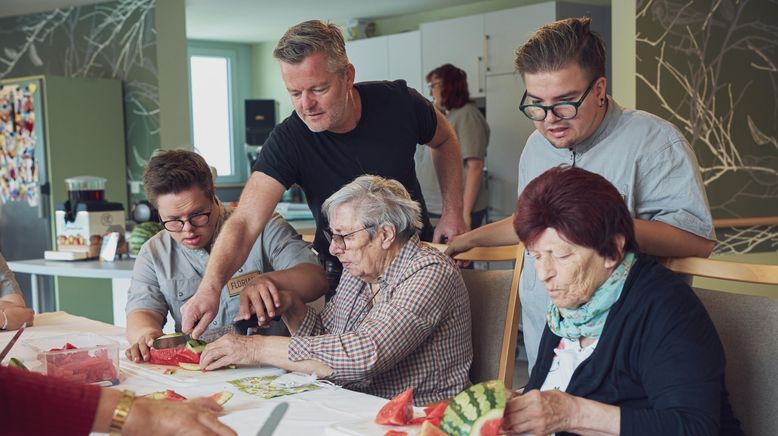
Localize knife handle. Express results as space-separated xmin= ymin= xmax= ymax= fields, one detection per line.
xmin=234 ymin=314 xmax=281 ymax=335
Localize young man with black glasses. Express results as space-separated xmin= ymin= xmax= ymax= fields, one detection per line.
xmin=124 ymin=150 xmax=327 ymax=363
xmin=446 ymin=17 xmax=715 ymax=373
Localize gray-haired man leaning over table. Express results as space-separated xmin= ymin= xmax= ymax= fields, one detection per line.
xmin=125 ymin=150 xmax=327 ymax=362
xmin=181 ymin=19 xmax=469 ymax=339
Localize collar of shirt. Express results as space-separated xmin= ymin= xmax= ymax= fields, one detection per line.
xmin=374 ymin=234 xmax=423 ymax=292
xmin=566 ymin=95 xmax=623 ymax=157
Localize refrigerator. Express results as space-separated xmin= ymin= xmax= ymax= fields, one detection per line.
xmin=0 ymin=76 xmax=127 ymax=316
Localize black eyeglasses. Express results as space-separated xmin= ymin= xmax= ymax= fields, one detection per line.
xmin=161 ymin=212 xmax=211 ymax=232
xmin=519 ymin=77 xmax=599 ymax=121
xmin=322 ymin=226 xmax=373 ymax=250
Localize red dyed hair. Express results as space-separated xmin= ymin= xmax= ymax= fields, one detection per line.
xmin=426 ymin=63 xmax=470 ymax=109
xmin=513 ymin=166 xmax=638 ymax=260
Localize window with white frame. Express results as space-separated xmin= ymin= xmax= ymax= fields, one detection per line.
xmin=188 ymin=44 xmax=249 ymax=184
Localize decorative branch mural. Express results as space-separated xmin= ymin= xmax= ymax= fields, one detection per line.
xmin=636 ymin=0 xmax=778 ymax=254
xmin=0 ymin=0 xmax=158 ymax=201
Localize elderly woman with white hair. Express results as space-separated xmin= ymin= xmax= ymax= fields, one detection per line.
xmin=200 ymin=175 xmax=472 ymax=405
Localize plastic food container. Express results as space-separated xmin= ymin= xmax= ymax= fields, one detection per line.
xmin=25 ymin=333 xmax=120 ymax=386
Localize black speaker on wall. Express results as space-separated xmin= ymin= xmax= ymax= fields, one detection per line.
xmin=245 ymin=99 xmax=276 ymax=145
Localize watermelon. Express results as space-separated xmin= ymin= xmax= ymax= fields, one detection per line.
xmin=419 ymin=421 xmax=448 ymax=436
xmin=148 ymin=345 xmax=200 ymax=366
xmin=186 ymin=339 xmax=207 ymax=354
xmin=9 ymin=357 xmax=28 ymax=370
xmin=439 ymin=380 xmax=507 ymax=436
xmin=210 ymin=391 xmax=234 ymax=406
xmin=145 ymin=389 xmax=187 ymax=401
xmin=375 ymin=387 xmax=414 ymax=426
xmin=129 ymin=222 xmax=164 ymax=255
xmin=177 ymin=362 xmax=202 ymax=371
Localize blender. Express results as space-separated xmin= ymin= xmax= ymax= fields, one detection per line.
xmin=45 ymin=176 xmax=126 ymax=260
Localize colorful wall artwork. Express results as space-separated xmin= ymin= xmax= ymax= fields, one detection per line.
xmin=0 ymin=82 xmax=40 ymax=205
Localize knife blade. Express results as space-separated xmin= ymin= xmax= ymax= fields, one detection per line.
xmin=152 ymin=314 xmax=270 ymax=349
xmin=256 ymin=402 xmax=288 ymax=436
xmin=0 ymin=323 xmax=27 ymax=362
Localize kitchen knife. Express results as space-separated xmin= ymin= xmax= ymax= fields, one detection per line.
xmin=0 ymin=323 xmax=27 ymax=362
xmin=256 ymin=402 xmax=289 ymax=436
xmin=152 ymin=314 xmax=272 ymax=349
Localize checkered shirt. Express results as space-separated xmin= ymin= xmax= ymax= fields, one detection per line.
xmin=288 ymin=235 xmax=472 ymax=405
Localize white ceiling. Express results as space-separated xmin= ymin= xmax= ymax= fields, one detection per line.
xmin=0 ymin=0 xmax=496 ymax=43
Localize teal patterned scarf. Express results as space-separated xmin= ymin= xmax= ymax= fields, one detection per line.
xmin=547 ymin=252 xmax=636 ymax=340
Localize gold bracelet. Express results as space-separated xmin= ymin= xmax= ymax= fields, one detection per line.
xmin=109 ymin=389 xmax=136 ymax=436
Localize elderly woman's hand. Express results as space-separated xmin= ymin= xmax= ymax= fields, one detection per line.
xmin=2 ymin=305 xmax=34 ymax=330
xmin=502 ymin=389 xmax=579 ymax=435
xmin=199 ymin=334 xmax=263 ymax=371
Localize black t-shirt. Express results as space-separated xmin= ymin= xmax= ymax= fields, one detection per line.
xmin=253 ymin=80 xmax=437 ymax=260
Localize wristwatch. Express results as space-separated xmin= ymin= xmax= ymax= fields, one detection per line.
xmin=109 ymin=390 xmax=136 ymax=435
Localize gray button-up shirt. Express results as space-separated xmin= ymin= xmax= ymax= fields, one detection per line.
xmin=0 ymin=253 xmax=22 ymax=298
xmin=126 ymin=209 xmax=319 ymax=331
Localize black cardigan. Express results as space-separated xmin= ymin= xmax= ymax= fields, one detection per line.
xmin=525 ymin=253 xmax=742 ymax=435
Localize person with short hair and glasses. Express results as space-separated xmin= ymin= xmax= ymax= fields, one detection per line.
xmin=446 ymin=17 xmax=714 ymax=373
xmin=198 ymin=175 xmax=472 ymax=405
xmin=124 ymin=149 xmax=327 ymax=363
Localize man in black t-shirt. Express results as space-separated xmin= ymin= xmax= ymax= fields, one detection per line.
xmin=181 ymin=20 xmax=467 ymax=338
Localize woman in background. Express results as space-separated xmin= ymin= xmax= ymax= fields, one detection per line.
xmin=418 ymin=63 xmax=490 ymax=230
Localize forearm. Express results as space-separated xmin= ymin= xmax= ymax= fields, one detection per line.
xmin=255 ymin=336 xmax=333 ymax=378
xmin=462 ymin=159 xmax=484 ymax=217
xmin=126 ymin=310 xmax=165 ymax=343
xmin=634 ymin=219 xmax=715 ymax=258
xmin=568 ymin=396 xmax=620 ymax=436
xmin=0 ymin=293 xmax=25 ymax=308
xmin=92 ymin=388 xmax=123 ymax=432
xmin=460 ymin=216 xmax=519 ymax=249
xmin=282 ymin=294 xmax=313 ymax=333
xmin=430 ymin=140 xmax=464 ymax=216
xmin=262 ymin=263 xmax=327 ymax=303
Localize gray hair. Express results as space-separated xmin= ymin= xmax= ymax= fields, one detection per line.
xmin=273 ymin=20 xmax=349 ymax=73
xmin=322 ymin=175 xmax=422 ymax=243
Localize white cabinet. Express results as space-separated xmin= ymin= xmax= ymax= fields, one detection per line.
xmin=421 ymin=14 xmax=486 ymax=97
xmin=388 ymin=31 xmax=422 ymax=93
xmin=346 ymin=31 xmax=422 ymax=94
xmin=484 ymin=3 xmax=557 ymax=76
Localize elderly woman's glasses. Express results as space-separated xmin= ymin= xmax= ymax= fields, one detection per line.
xmin=161 ymin=212 xmax=211 ymax=232
xmin=323 ymin=226 xmax=373 ymax=250
xmin=518 ymin=77 xmax=599 ymax=121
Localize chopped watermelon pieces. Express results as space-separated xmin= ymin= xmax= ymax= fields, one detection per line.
xmin=376 ymin=387 xmax=414 ymax=426
xmin=210 ymin=391 xmax=234 ymax=406
xmin=411 ymin=401 xmax=448 ymax=426
xmin=419 ymin=420 xmax=448 ymax=436
xmin=42 ymin=342 xmax=117 ymax=384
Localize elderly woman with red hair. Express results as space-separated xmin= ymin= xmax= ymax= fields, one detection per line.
xmin=503 ymin=166 xmax=741 ymax=435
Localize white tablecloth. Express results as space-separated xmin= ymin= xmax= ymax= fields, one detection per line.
xmin=0 ymin=312 xmax=417 ymax=436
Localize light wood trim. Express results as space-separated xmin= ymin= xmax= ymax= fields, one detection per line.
xmin=498 ymin=243 xmax=524 ymax=389
xmin=426 ymin=242 xmax=521 ymax=262
xmin=713 ymin=216 xmax=778 ymax=228
xmin=427 ymin=242 xmax=524 ymax=388
xmin=660 ymin=256 xmax=778 ymax=285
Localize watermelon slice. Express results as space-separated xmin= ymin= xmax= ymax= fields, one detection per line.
xmin=375 ymin=387 xmax=414 ymax=426
xmin=210 ymin=391 xmax=234 ymax=406
xmin=419 ymin=420 xmax=448 ymax=436
xmin=177 ymin=362 xmax=202 ymax=371
xmin=439 ymin=380 xmax=508 ymax=436
xmin=145 ymin=389 xmax=188 ymax=401
xmin=383 ymin=431 xmax=408 ymax=436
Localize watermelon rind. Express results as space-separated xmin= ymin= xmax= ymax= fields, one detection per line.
xmin=9 ymin=357 xmax=28 ymax=370
xmin=439 ymin=380 xmax=507 ymax=436
xmin=178 ymin=362 xmax=202 ymax=371
xmin=186 ymin=339 xmax=206 ymax=354
xmin=211 ymin=391 xmax=234 ymax=406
